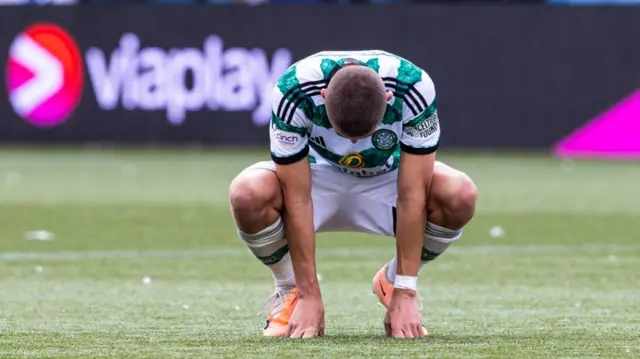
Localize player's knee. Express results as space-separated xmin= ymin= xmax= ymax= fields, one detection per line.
xmin=229 ymin=182 xmax=260 ymax=214
xmin=229 ymin=172 xmax=279 ymax=214
xmin=447 ymin=175 xmax=478 ymax=225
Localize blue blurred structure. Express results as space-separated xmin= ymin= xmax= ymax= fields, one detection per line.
xmin=0 ymin=0 xmax=638 ymax=19
xmin=3 ymin=0 xmax=640 ymax=4
xmin=0 ymin=0 xmax=544 ymax=4
xmin=549 ymin=0 xmax=640 ymax=3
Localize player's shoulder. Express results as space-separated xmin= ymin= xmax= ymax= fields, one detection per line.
xmin=374 ymin=51 xmax=432 ymax=88
xmin=275 ymin=53 xmax=329 ymax=95
xmin=374 ymin=52 xmax=436 ymax=118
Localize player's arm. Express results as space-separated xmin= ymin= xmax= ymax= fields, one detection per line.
xmin=395 ymin=151 xmax=435 ymax=279
xmin=395 ymin=73 xmax=440 ymax=284
xmin=274 ymin=158 xmax=319 ymax=297
xmin=269 ymin=97 xmax=319 ymax=298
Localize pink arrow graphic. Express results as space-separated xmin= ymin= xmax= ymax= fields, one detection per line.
xmin=8 ymin=34 xmax=64 ymax=118
xmin=554 ymin=90 xmax=640 ymax=158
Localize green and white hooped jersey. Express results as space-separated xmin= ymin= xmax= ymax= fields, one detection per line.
xmin=270 ymin=50 xmax=440 ymax=178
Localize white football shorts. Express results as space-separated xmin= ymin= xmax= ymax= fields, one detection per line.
xmin=244 ymin=160 xmax=449 ymax=236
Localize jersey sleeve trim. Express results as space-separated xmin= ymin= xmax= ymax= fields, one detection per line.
xmin=271 ymin=145 xmax=309 ymax=165
xmin=400 ymin=100 xmax=440 ymax=152
xmin=382 ymin=77 xmax=428 ymax=117
xmin=272 ymin=113 xmax=307 ymax=135
xmin=404 ymin=101 xmax=436 ymax=127
xmin=276 ymin=80 xmax=327 ymax=124
xmin=400 ymin=142 xmax=439 ymax=155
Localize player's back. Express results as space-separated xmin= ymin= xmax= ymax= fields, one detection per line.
xmin=270 ymin=50 xmax=440 ymax=178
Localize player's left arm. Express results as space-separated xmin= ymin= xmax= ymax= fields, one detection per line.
xmin=395 ymin=152 xmax=435 ymax=279
xmin=395 ymin=72 xmax=440 ymax=282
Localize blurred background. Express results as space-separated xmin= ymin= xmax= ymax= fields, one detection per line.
xmin=0 ymin=0 xmax=638 ymax=153
xmin=0 ymin=1 xmax=639 ymax=358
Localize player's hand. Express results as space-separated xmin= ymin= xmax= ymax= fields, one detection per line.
xmin=384 ymin=288 xmax=424 ymax=339
xmin=287 ymin=294 xmax=325 ymax=339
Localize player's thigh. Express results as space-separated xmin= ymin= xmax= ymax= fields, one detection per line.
xmin=229 ymin=161 xmax=283 ymax=211
xmin=234 ymin=161 xmax=345 ymax=233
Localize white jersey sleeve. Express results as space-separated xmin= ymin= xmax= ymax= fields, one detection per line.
xmin=399 ymin=71 xmax=440 ymax=155
xmin=269 ymin=84 xmax=312 ymax=165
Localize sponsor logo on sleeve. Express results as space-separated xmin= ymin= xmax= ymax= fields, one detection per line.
xmin=273 ymin=127 xmax=301 ymax=146
xmin=407 ymin=111 xmax=439 ymax=138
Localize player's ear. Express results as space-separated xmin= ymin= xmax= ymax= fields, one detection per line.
xmin=386 ymin=91 xmax=393 ymax=101
xmin=321 ymin=88 xmax=328 ymax=99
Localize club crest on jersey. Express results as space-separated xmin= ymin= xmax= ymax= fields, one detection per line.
xmin=372 ymin=129 xmax=398 ymax=151
xmin=339 ymin=152 xmax=365 ymax=168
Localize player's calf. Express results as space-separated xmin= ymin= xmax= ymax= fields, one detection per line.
xmin=418 ymin=168 xmax=478 ymax=265
xmin=377 ymin=167 xmax=478 ymax=302
xmin=427 ymin=169 xmax=478 ymax=231
xmin=418 ymin=171 xmax=477 ymax=265
xmin=228 ymin=168 xmax=290 ymax=280
xmin=229 ymin=169 xmax=294 ymax=288
xmin=229 ymin=168 xmax=298 ymax=336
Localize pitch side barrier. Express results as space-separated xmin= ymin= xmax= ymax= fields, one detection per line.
xmin=0 ymin=5 xmax=637 ymax=155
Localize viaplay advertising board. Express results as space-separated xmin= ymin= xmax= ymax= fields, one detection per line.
xmin=1 ymin=9 xmax=294 ymax=145
xmin=8 ymin=25 xmax=290 ymax=128
xmin=0 ymin=6 xmax=638 ymax=156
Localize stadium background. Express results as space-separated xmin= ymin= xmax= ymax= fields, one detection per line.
xmin=0 ymin=1 xmax=638 ymax=358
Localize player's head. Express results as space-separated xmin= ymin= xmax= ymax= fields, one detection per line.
xmin=321 ymin=64 xmax=391 ymax=140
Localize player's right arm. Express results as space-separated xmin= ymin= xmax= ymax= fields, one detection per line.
xmin=273 ymin=158 xmax=318 ymax=299
xmin=271 ymin=84 xmax=324 ymax=338
xmin=270 ymin=87 xmax=320 ymax=301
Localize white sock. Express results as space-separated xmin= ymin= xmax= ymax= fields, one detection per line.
xmin=386 ymin=255 xmax=399 ymax=282
xmin=385 ymin=255 xmax=427 ymax=283
xmin=385 ymin=221 xmax=462 ymax=282
xmin=270 ymin=252 xmax=295 ymax=289
xmin=238 ymin=217 xmax=295 ymax=289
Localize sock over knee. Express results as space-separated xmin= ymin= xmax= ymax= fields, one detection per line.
xmin=238 ymin=217 xmax=295 ymax=288
xmin=385 ymin=221 xmax=462 ymax=282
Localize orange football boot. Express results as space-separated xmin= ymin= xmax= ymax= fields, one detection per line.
xmin=259 ymin=287 xmax=299 ymax=337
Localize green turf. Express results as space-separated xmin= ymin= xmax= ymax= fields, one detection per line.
xmin=0 ymin=147 xmax=638 ymax=358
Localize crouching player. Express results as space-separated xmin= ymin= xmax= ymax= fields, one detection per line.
xmin=228 ymin=50 xmax=478 ymax=339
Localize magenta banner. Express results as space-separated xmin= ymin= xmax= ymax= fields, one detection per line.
xmin=554 ymin=90 xmax=640 ymax=159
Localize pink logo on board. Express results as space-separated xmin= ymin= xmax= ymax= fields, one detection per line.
xmin=554 ymin=90 xmax=640 ymax=158
xmin=6 ymin=23 xmax=84 ymax=128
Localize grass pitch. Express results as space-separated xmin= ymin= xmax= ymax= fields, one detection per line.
xmin=0 ymin=147 xmax=638 ymax=358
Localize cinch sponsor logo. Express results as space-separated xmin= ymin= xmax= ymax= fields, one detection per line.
xmin=6 ymin=23 xmax=83 ymax=128
xmin=6 ymin=23 xmax=292 ymax=128
xmin=275 ymin=133 xmax=299 ymax=144
xmin=273 ymin=128 xmax=300 ymax=145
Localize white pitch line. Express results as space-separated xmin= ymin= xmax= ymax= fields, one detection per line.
xmin=1 ymin=244 xmax=639 ymax=262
